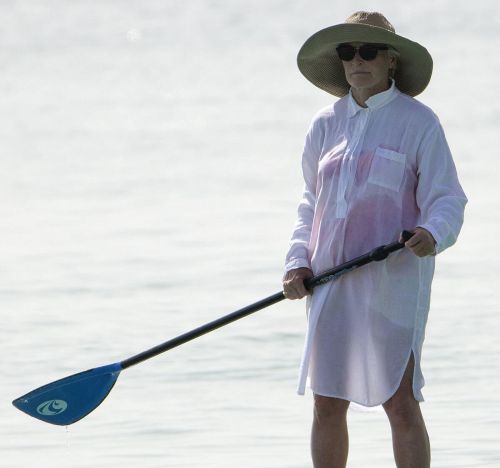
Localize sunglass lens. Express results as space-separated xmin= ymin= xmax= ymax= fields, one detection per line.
xmin=336 ymin=45 xmax=355 ymax=61
xmin=359 ymin=45 xmax=378 ymax=60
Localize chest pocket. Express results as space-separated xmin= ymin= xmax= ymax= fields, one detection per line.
xmin=367 ymin=147 xmax=406 ymax=192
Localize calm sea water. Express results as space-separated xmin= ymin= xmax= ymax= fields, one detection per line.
xmin=2 ymin=1 xmax=499 ymax=467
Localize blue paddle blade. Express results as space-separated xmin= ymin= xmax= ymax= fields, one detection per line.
xmin=12 ymin=363 xmax=122 ymax=426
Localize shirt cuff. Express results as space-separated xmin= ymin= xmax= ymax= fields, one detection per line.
xmin=284 ymin=257 xmax=311 ymax=272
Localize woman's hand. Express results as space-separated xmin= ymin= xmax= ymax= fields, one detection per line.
xmin=401 ymin=227 xmax=436 ymax=257
xmin=283 ymin=267 xmax=314 ymax=300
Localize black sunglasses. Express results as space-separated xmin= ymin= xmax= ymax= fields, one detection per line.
xmin=336 ymin=43 xmax=389 ymax=61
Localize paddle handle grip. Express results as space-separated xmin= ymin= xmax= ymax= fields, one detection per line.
xmin=305 ymin=230 xmax=413 ymax=290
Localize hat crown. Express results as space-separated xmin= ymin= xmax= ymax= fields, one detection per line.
xmin=345 ymin=11 xmax=395 ymax=33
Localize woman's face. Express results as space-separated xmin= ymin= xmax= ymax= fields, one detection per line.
xmin=340 ymin=42 xmax=395 ymax=93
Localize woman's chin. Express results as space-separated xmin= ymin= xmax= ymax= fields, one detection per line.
xmin=348 ymin=76 xmax=375 ymax=89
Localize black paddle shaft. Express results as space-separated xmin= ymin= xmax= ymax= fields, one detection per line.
xmin=120 ymin=231 xmax=413 ymax=370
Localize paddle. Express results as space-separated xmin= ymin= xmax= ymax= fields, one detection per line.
xmin=12 ymin=231 xmax=413 ymax=426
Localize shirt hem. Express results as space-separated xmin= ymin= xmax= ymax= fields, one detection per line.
xmin=306 ymin=348 xmax=425 ymax=407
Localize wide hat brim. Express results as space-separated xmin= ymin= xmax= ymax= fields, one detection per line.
xmin=297 ymin=23 xmax=433 ymax=97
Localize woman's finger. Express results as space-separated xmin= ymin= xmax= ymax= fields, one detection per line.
xmin=295 ymin=281 xmax=310 ymax=298
xmin=284 ymin=278 xmax=310 ymax=300
xmin=405 ymin=234 xmax=422 ymax=248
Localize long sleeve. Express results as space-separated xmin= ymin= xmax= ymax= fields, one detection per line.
xmin=415 ymin=121 xmax=468 ymax=254
xmin=284 ymin=119 xmax=322 ymax=272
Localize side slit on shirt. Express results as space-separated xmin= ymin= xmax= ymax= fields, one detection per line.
xmin=383 ymin=350 xmax=418 ymax=405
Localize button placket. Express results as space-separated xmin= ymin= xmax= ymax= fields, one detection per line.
xmin=335 ymin=109 xmax=371 ymax=218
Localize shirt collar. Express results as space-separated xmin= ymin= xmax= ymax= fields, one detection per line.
xmin=347 ymin=79 xmax=399 ymax=118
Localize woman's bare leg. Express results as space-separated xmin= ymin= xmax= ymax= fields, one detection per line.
xmin=382 ymin=353 xmax=431 ymax=467
xmin=311 ymin=394 xmax=350 ymax=468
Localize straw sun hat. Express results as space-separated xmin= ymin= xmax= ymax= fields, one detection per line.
xmin=297 ymin=11 xmax=433 ymax=97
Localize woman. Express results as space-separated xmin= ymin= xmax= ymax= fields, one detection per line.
xmin=283 ymin=12 xmax=467 ymax=468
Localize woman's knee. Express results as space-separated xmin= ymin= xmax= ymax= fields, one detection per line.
xmin=313 ymin=394 xmax=350 ymax=423
xmin=383 ymin=392 xmax=423 ymax=428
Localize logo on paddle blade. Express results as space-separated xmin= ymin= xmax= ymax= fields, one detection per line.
xmin=36 ymin=399 xmax=68 ymax=416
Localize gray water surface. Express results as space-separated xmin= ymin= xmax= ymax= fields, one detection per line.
xmin=2 ymin=1 xmax=499 ymax=466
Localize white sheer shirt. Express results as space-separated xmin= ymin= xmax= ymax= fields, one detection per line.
xmin=285 ymin=81 xmax=467 ymax=403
